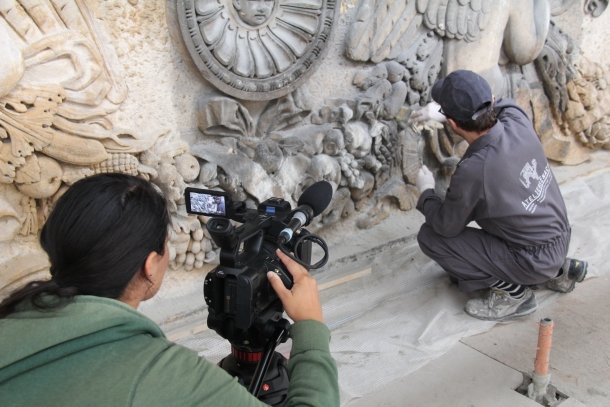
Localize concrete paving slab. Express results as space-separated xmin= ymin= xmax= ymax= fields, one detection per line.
xmin=345 ymin=342 xmax=540 ymax=407
xmin=559 ymin=399 xmax=589 ymax=407
xmin=462 ymin=275 xmax=610 ymax=407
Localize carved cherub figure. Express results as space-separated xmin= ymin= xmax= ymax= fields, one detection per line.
xmin=233 ymin=0 xmax=276 ymax=26
xmin=347 ymin=0 xmax=551 ymax=97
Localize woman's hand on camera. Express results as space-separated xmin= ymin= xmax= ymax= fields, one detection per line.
xmin=267 ymin=249 xmax=324 ymax=323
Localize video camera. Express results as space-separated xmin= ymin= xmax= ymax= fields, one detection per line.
xmin=184 ymin=181 xmax=332 ymax=405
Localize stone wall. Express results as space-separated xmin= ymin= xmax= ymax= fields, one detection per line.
xmin=1 ymin=0 xmax=608 ymax=296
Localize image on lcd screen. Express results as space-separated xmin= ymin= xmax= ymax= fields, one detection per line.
xmin=190 ymin=192 xmax=226 ymax=215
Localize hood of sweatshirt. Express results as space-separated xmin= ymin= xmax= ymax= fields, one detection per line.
xmin=0 ymin=295 xmax=164 ymax=382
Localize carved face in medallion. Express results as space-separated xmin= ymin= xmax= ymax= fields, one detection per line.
xmin=232 ymin=0 xmax=276 ymax=26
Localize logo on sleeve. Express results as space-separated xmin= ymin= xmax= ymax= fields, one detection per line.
xmin=520 ymin=159 xmax=552 ymax=213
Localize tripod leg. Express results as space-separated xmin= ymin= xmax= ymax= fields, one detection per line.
xmin=253 ymin=352 xmax=290 ymax=406
xmin=249 ymin=326 xmax=289 ymax=396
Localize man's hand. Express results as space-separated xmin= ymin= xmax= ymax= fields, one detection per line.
xmin=416 ymin=165 xmax=435 ymax=193
xmin=267 ymin=249 xmax=324 ymax=323
xmin=411 ymin=101 xmax=446 ymax=124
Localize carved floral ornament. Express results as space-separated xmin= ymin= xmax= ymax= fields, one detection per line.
xmin=177 ymin=0 xmax=338 ymax=100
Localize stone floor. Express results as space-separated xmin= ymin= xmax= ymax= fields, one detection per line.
xmin=333 ymin=152 xmax=610 ymax=407
xmin=345 ymin=274 xmax=610 ymax=407
xmin=144 ymin=150 xmax=610 ymax=406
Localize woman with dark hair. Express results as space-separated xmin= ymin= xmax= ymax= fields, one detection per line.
xmin=0 ymin=173 xmax=338 ymax=406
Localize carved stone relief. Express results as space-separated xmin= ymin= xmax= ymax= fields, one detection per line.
xmin=347 ymin=0 xmax=551 ymax=95
xmin=1 ymin=0 xmax=608 ymax=296
xmin=584 ymin=0 xmax=608 ymax=16
xmin=0 ymin=1 xmax=197 ymax=293
xmin=188 ymin=57 xmax=430 ymax=232
xmin=550 ymin=0 xmax=573 ymax=16
xmin=535 ymin=22 xmax=610 ymax=156
xmin=345 ymin=0 xmax=609 ymax=169
xmin=177 ymin=0 xmax=339 ymax=100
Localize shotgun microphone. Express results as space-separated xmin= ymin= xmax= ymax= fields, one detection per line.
xmin=278 ymin=181 xmax=333 ymax=244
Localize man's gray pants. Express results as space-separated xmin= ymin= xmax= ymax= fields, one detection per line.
xmin=417 ymin=224 xmax=570 ymax=292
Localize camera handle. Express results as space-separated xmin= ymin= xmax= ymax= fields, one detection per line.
xmin=248 ymin=319 xmax=291 ymax=397
xmin=278 ymin=231 xmax=329 ymax=270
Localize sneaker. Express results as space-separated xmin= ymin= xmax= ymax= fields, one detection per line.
xmin=464 ymin=288 xmax=537 ymax=321
xmin=546 ymin=258 xmax=588 ymax=293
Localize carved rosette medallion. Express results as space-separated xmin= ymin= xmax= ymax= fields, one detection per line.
xmin=177 ymin=0 xmax=338 ymax=100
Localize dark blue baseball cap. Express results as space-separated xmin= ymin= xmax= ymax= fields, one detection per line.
xmin=431 ymin=70 xmax=493 ymax=122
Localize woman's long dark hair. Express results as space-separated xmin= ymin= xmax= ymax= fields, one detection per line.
xmin=0 ymin=173 xmax=170 ymax=317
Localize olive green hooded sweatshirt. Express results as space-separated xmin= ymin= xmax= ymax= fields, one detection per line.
xmin=0 ymin=296 xmax=339 ymax=406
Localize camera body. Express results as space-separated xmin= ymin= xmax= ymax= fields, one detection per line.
xmin=185 ymin=188 xmax=311 ymax=351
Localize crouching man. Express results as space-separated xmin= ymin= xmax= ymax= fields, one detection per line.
xmin=412 ymin=70 xmax=587 ymax=321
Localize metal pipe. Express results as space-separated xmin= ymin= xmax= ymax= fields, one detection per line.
xmin=534 ymin=318 xmax=554 ymax=376
xmin=528 ymin=318 xmax=554 ymax=402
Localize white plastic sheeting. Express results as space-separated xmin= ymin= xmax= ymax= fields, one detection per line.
xmin=174 ymin=157 xmax=610 ymax=406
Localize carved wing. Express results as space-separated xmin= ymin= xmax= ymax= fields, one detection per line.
xmin=346 ymin=0 xmax=491 ymax=63
xmin=416 ymin=0 xmax=491 ymax=41
xmin=347 ymin=0 xmax=423 ymax=63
